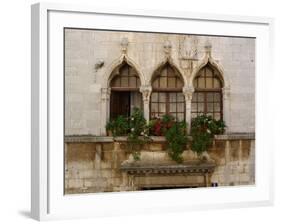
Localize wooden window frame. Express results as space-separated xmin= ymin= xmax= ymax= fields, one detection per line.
xmin=150 ymin=63 xmax=185 ymax=121
xmin=192 ymin=64 xmax=223 ymax=120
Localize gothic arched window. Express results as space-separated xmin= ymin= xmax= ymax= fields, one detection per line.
xmin=191 ymin=63 xmax=223 ymax=120
xmin=150 ymin=62 xmax=185 ymax=121
xmin=109 ymin=62 xmax=142 ymax=119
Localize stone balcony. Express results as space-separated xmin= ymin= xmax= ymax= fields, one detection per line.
xmin=64 ymin=133 xmax=255 ymax=193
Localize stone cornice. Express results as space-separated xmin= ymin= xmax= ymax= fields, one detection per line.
xmin=64 ymin=133 xmax=255 ymax=143
xmin=120 ymin=162 xmax=216 ymax=175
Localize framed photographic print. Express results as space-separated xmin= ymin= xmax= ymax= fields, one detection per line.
xmin=31 ymin=2 xmax=274 ymax=221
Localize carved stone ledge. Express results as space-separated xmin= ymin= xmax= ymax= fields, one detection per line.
xmin=64 ymin=135 xmax=114 ymax=143
xmin=214 ymin=132 xmax=255 ymax=140
xmin=120 ymin=162 xmax=216 ymax=175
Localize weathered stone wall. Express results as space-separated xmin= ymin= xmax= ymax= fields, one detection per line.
xmin=64 ymin=29 xmax=255 ymax=136
xmin=64 ymin=135 xmax=255 ymax=194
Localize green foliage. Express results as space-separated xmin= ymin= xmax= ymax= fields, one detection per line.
xmin=127 ymin=108 xmax=151 ymax=155
xmin=190 ymin=114 xmax=226 ymax=155
xmin=106 ymin=115 xmax=128 ymax=137
xmin=165 ymin=121 xmax=188 ymax=163
xmin=106 ymin=112 xmax=226 ymax=163
xmin=150 ymin=114 xmax=188 ymax=163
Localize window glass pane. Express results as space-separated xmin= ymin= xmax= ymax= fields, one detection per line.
xmin=214 ymin=78 xmax=221 ymax=88
xmin=120 ymin=65 xmax=128 ymax=76
xmin=214 ymin=103 xmax=221 ymax=112
xmin=121 ymin=77 xmax=128 ymax=87
xmin=177 ymin=102 xmax=184 ymax=112
xmin=192 ymin=93 xmax=198 ymax=102
xmin=198 ymin=93 xmax=204 ymax=102
xmin=214 ymin=93 xmax=221 ymax=101
xmin=159 ymin=77 xmax=167 ymax=88
xmin=151 ymin=92 xmax=158 ymax=102
xmin=177 ymin=93 xmax=184 ymax=101
xmin=207 ymin=112 xmax=213 ymax=117
xmin=176 ymin=78 xmax=184 ymax=88
xmin=177 ymin=113 xmax=184 ymax=121
xmin=131 ymin=92 xmax=142 ymax=110
xmin=159 ymin=103 xmax=166 ymax=113
xmin=129 ymin=77 xmax=137 ymax=87
xmin=198 ymin=103 xmax=204 ymax=112
xmin=161 ymin=67 xmax=168 ymax=77
xmin=151 ymin=103 xmax=158 ymax=113
xmin=198 ymin=77 xmax=205 ymax=88
xmin=191 ymin=102 xmax=197 ymax=111
xmin=207 ymin=103 xmax=213 ymax=112
xmin=168 ymin=77 xmax=176 ymax=88
xmin=159 ymin=93 xmax=166 ymax=102
xmin=167 ymin=66 xmax=174 ymax=77
xmin=152 ymin=79 xmax=159 ymax=88
xmin=169 ymin=93 xmax=177 ymax=102
xmin=191 ymin=113 xmax=197 ymax=119
xmin=136 ymin=78 xmax=140 ymax=87
xmin=207 ymin=93 xmax=214 ymax=102
xmin=170 ymin=103 xmax=177 ymax=112
xmin=205 ymin=67 xmax=213 ymax=77
xmin=111 ymin=77 xmax=120 ymax=87
xmin=206 ymin=77 xmax=213 ymax=88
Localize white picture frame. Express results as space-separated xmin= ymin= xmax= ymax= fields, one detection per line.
xmin=31 ymin=2 xmax=274 ymax=221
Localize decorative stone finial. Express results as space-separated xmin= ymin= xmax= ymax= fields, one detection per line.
xmin=163 ymin=40 xmax=172 ymax=56
xmin=120 ymin=37 xmax=129 ymax=54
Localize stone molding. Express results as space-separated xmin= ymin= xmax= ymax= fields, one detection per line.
xmin=101 ymin=87 xmax=111 ymax=101
xmin=120 ymin=162 xmax=216 ymax=175
xmin=64 ymin=133 xmax=255 ymax=143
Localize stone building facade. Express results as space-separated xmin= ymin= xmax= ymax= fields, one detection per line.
xmin=64 ymin=29 xmax=255 ymax=194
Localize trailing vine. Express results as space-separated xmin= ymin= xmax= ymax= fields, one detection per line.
xmin=127 ymin=108 xmax=151 ymax=161
xmin=165 ymin=121 xmax=188 ymax=163
xmin=150 ymin=114 xmax=188 ymax=163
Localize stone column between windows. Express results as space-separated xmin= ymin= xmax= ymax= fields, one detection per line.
xmin=140 ymin=85 xmax=152 ymax=122
xmin=100 ymin=87 xmax=111 ymax=136
xmin=183 ymin=86 xmax=194 ymax=133
xmin=222 ymin=86 xmax=231 ymax=133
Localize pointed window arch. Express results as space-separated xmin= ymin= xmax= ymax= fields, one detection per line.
xmin=110 ymin=62 xmax=141 ymax=90
xmin=109 ymin=62 xmax=142 ymax=119
xmin=150 ymin=62 xmax=185 ymax=121
xmin=191 ymin=63 xmax=223 ymax=120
